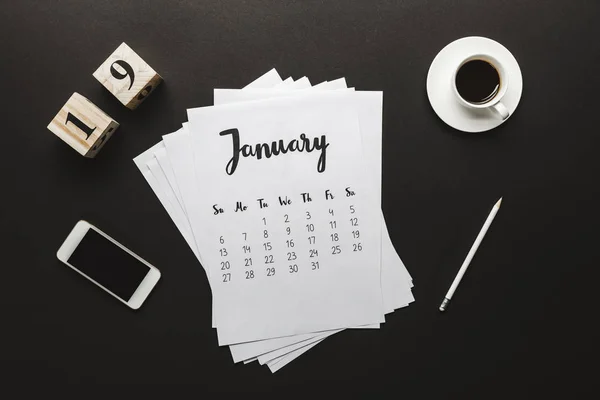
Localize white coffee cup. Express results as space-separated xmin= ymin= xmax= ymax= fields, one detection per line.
xmin=452 ymin=54 xmax=510 ymax=120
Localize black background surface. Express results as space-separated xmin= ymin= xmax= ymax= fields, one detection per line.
xmin=1 ymin=0 xmax=598 ymax=394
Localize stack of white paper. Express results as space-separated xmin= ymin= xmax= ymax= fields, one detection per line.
xmin=134 ymin=69 xmax=414 ymax=372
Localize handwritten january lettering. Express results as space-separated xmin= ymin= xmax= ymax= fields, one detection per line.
xmin=220 ymin=128 xmax=330 ymax=175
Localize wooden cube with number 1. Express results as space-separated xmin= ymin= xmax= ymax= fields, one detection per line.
xmin=47 ymin=93 xmax=119 ymax=157
xmin=93 ymin=42 xmax=162 ymax=109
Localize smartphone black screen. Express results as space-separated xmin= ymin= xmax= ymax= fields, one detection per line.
xmin=68 ymin=229 xmax=150 ymax=302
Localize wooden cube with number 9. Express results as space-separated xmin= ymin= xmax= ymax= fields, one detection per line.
xmin=47 ymin=92 xmax=119 ymax=157
xmin=93 ymin=42 xmax=162 ymax=110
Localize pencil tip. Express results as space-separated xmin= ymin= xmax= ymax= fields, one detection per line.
xmin=439 ymin=298 xmax=449 ymax=312
xmin=496 ymin=197 xmax=503 ymax=208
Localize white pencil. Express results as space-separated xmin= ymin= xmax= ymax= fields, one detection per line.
xmin=439 ymin=197 xmax=502 ymax=312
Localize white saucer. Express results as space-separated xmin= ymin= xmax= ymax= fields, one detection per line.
xmin=426 ymin=36 xmax=523 ymax=133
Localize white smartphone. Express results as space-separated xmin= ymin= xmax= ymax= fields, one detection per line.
xmin=56 ymin=220 xmax=161 ymax=309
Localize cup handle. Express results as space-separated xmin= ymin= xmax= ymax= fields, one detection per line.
xmin=491 ymin=102 xmax=510 ymax=120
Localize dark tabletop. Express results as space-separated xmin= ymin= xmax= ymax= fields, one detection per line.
xmin=1 ymin=0 xmax=598 ymax=394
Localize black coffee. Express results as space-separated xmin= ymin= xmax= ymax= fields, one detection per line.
xmin=455 ymin=60 xmax=500 ymax=104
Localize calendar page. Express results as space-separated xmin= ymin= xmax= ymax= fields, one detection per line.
xmin=187 ymin=93 xmax=385 ymax=345
xmin=134 ymin=69 xmax=416 ymax=372
xmin=214 ymin=88 xmax=415 ymax=312
xmin=164 ymin=86 xmax=379 ymax=360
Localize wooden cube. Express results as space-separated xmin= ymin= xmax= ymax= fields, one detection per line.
xmin=93 ymin=42 xmax=162 ymax=109
xmin=47 ymin=93 xmax=119 ymax=158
